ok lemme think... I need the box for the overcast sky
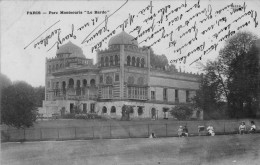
[1,0,260,86]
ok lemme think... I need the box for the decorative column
[120,45,125,99]
[147,49,151,100]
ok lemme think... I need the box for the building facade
[43,31,202,119]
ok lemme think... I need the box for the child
[239,122,247,134]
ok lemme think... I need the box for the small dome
[56,41,85,58]
[108,31,138,46]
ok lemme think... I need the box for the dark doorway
[83,103,87,113]
[90,103,95,113]
[70,103,74,113]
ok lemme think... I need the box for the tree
[0,73,12,90]
[193,61,227,119]
[34,86,45,107]
[194,32,260,118]
[121,105,133,120]
[218,32,259,118]
[1,81,37,128]
[170,105,193,120]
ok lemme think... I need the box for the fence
[2,120,259,142]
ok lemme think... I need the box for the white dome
[56,41,85,58]
[108,31,138,46]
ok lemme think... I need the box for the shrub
[62,113,75,119]
[170,105,193,120]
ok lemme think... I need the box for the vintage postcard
[1,0,260,164]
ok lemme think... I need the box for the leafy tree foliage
[0,73,12,90]
[1,81,37,128]
[170,105,193,120]
[218,32,259,118]
[193,61,227,119]
[34,86,45,107]
[121,105,133,120]
[194,32,260,118]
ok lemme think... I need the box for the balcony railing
[53,94,98,101]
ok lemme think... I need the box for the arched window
[110,56,114,66]
[141,58,145,68]
[62,81,66,90]
[90,79,95,87]
[138,107,143,116]
[102,106,107,113]
[115,55,119,66]
[151,108,156,118]
[127,76,134,84]
[127,56,131,66]
[48,65,51,73]
[106,76,113,84]
[101,57,104,67]
[83,79,87,87]
[132,56,135,66]
[76,80,81,95]
[56,64,59,70]
[68,78,74,88]
[105,56,109,67]
[52,65,55,71]
[60,64,62,69]
[111,106,116,113]
[137,77,144,85]
[136,57,140,67]
[62,81,66,95]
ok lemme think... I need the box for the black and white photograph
[1,0,260,164]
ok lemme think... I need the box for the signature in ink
[48,24,77,51]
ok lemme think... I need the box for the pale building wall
[168,89,175,102]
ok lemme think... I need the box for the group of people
[178,126,189,137]
[239,121,256,134]
[149,121,257,138]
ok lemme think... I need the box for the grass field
[1,134,260,165]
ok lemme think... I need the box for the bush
[62,113,75,119]
[170,105,193,120]
[1,81,37,128]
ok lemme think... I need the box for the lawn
[1,134,260,165]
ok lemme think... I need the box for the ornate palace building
[42,31,202,119]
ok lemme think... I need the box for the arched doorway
[68,78,74,88]
[62,81,66,95]
[102,106,107,114]
[151,108,156,119]
[111,106,116,114]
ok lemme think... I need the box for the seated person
[182,126,189,137]
[207,124,215,136]
[149,132,157,138]
[249,121,256,133]
[239,122,247,134]
[178,126,183,137]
